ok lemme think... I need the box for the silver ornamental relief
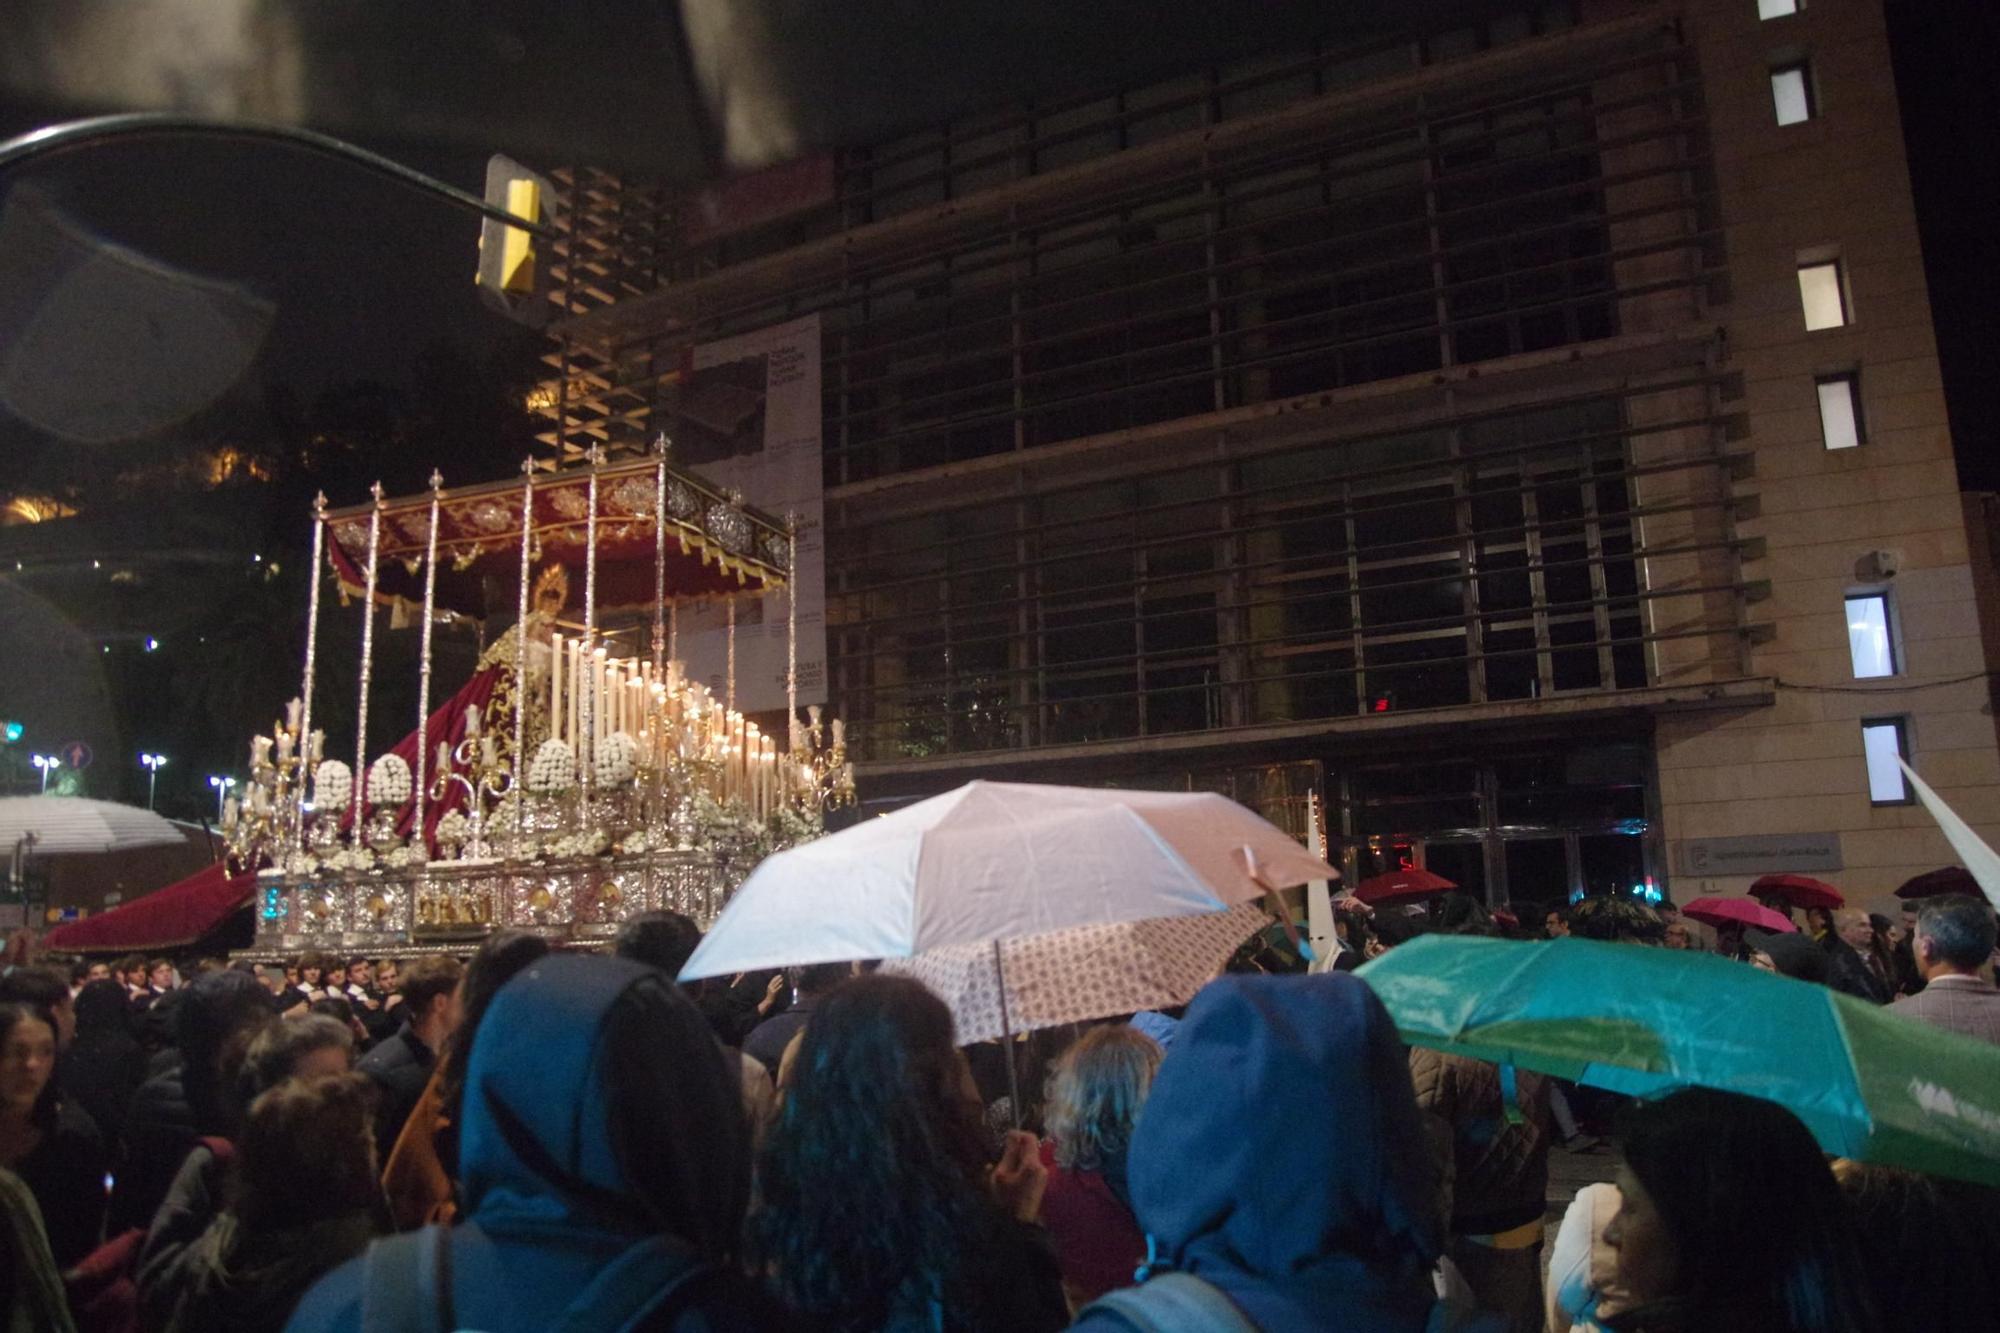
[705,502,753,554]
[666,480,700,521]
[607,478,656,518]
[549,487,591,520]
[760,532,791,571]
[396,513,433,544]
[466,500,516,534]
[334,521,371,551]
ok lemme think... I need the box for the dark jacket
[1824,937,1890,1005]
[164,1211,375,1333]
[136,1139,230,1326]
[354,1024,436,1159]
[741,996,819,1073]
[110,1064,197,1235]
[1072,973,1447,1333]
[286,955,792,1333]
[63,979,147,1153]
[10,1098,107,1268]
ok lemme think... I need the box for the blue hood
[458,953,749,1257]
[1128,973,1442,1332]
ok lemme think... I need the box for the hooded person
[284,953,788,1333]
[1073,972,1467,1333]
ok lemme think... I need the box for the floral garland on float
[224,441,852,954]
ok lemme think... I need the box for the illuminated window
[1817,374,1863,450]
[1845,593,1895,678]
[1759,0,1799,17]
[1771,64,1813,126]
[1862,717,1912,804]
[1798,260,1848,330]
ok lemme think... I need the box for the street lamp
[139,753,169,810]
[207,774,236,823]
[30,754,59,793]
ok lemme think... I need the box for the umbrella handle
[992,938,1022,1130]
[1237,844,1317,963]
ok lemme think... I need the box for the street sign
[60,740,92,770]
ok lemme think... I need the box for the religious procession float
[224,443,849,956]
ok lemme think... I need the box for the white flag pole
[1897,758,2000,911]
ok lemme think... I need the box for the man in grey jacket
[1892,895,2000,1045]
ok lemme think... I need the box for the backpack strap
[1080,1272,1260,1333]
[547,1235,712,1333]
[359,1225,452,1333]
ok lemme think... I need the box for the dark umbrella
[1353,867,1455,906]
[1895,866,1982,901]
[1749,873,1844,910]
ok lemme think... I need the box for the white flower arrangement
[434,808,472,850]
[527,739,577,794]
[543,828,611,859]
[314,759,353,812]
[383,844,427,869]
[596,731,640,786]
[326,846,375,873]
[367,754,413,806]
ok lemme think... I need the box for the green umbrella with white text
[1357,934,2000,1187]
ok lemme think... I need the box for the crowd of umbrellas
[684,777,2000,1190]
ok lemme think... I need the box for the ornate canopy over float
[227,441,851,954]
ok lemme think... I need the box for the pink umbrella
[1682,897,1796,934]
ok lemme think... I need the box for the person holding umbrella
[752,973,1066,1333]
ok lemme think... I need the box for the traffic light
[1,720,21,744]
[475,154,556,328]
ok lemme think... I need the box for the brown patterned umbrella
[881,903,1267,1044]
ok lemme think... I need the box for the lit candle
[276,731,294,761]
[481,735,497,769]
[464,705,480,739]
[550,632,562,742]
[310,730,325,763]
[831,717,844,747]
[286,697,302,732]
[568,640,581,749]
[436,740,450,775]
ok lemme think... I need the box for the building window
[1817,373,1863,450]
[1846,593,1896,678]
[1862,717,1912,804]
[1758,0,1799,17]
[1798,260,1848,330]
[1771,64,1814,126]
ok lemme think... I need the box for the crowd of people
[0,883,1995,1332]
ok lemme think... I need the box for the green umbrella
[1356,934,2000,1187]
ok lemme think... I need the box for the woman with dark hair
[1598,1088,1880,1332]
[1038,1025,1161,1307]
[289,953,786,1331]
[0,1001,107,1267]
[379,929,549,1229]
[1833,1161,2000,1327]
[137,1014,359,1325]
[163,1073,382,1333]
[753,973,1066,1333]
[62,977,146,1153]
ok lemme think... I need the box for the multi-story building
[530,0,1998,912]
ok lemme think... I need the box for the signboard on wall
[1677,832,1844,877]
[669,314,826,712]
